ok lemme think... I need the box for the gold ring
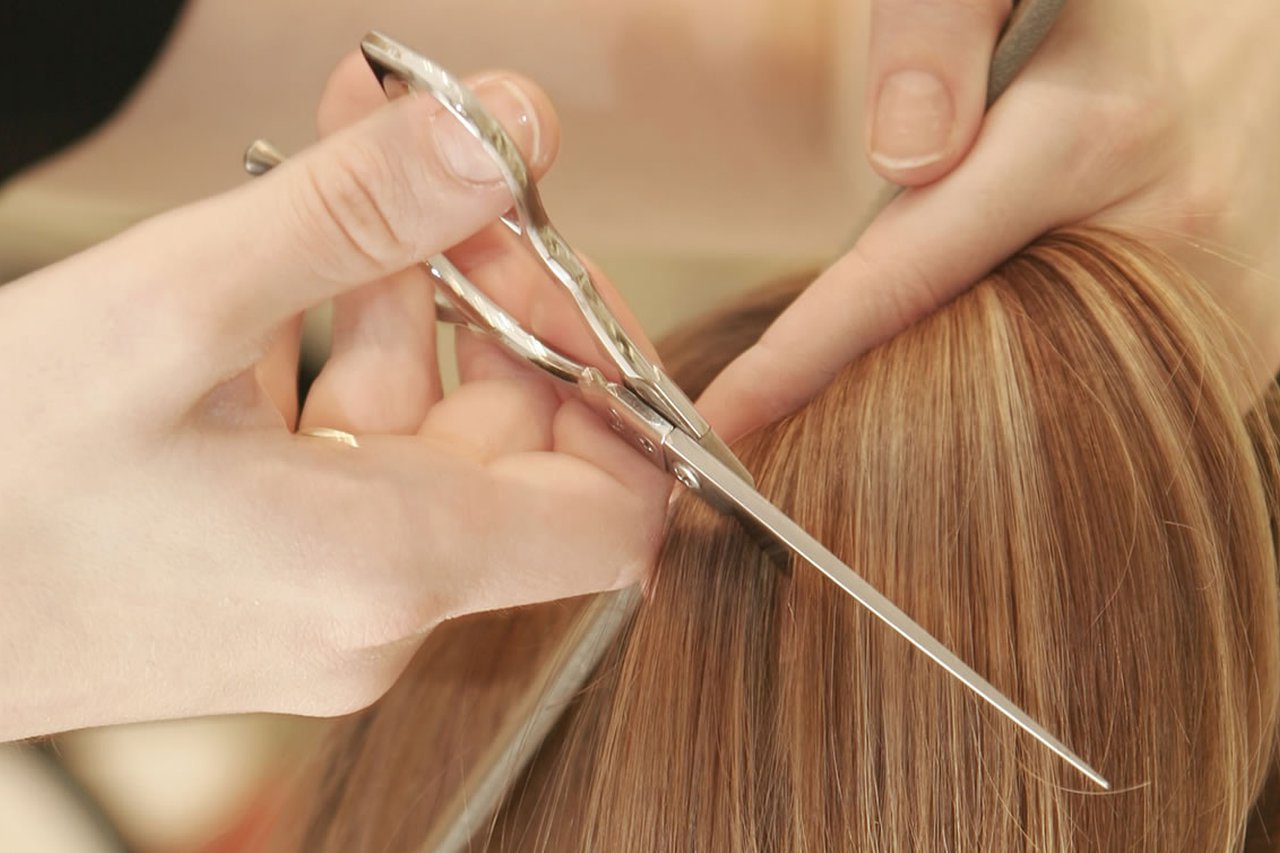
[299,427,360,448]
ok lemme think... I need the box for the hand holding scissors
[0,46,668,741]
[245,40,1107,841]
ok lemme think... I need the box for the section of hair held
[274,229,1280,852]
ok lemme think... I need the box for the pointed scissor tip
[1083,766,1112,792]
[1047,741,1110,792]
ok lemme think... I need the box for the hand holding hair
[0,58,669,741]
[700,0,1280,440]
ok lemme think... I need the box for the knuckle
[291,140,415,279]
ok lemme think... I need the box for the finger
[295,69,438,435]
[700,89,1094,442]
[123,69,560,373]
[316,51,388,136]
[866,0,1011,186]
[550,398,672,503]
[297,58,530,435]
[284,427,660,638]
[412,373,662,603]
[445,221,661,382]
[246,54,384,433]
[313,53,627,388]
[417,376,559,463]
[470,402,669,606]
[304,63,562,435]
[298,266,439,434]
[417,442,663,614]
[454,328,536,386]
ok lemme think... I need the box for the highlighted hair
[280,229,1280,851]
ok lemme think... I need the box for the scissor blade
[693,418,754,486]
[663,429,1110,791]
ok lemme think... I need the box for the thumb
[124,72,557,348]
[866,0,1010,186]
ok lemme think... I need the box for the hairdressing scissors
[246,26,1104,845]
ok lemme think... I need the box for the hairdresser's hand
[701,0,1280,437]
[0,59,668,741]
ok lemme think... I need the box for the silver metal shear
[246,21,1103,850]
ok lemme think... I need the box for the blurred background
[0,0,878,848]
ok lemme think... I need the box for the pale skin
[1,68,670,740]
[3,0,1279,739]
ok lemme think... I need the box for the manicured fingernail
[435,78,541,185]
[870,70,953,171]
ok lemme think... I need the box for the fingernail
[435,78,541,185]
[870,70,953,171]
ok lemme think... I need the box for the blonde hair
[279,229,1280,851]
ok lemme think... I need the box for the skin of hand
[0,56,669,741]
[699,0,1280,439]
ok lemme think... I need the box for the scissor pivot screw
[672,463,700,489]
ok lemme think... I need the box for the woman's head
[282,229,1280,851]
